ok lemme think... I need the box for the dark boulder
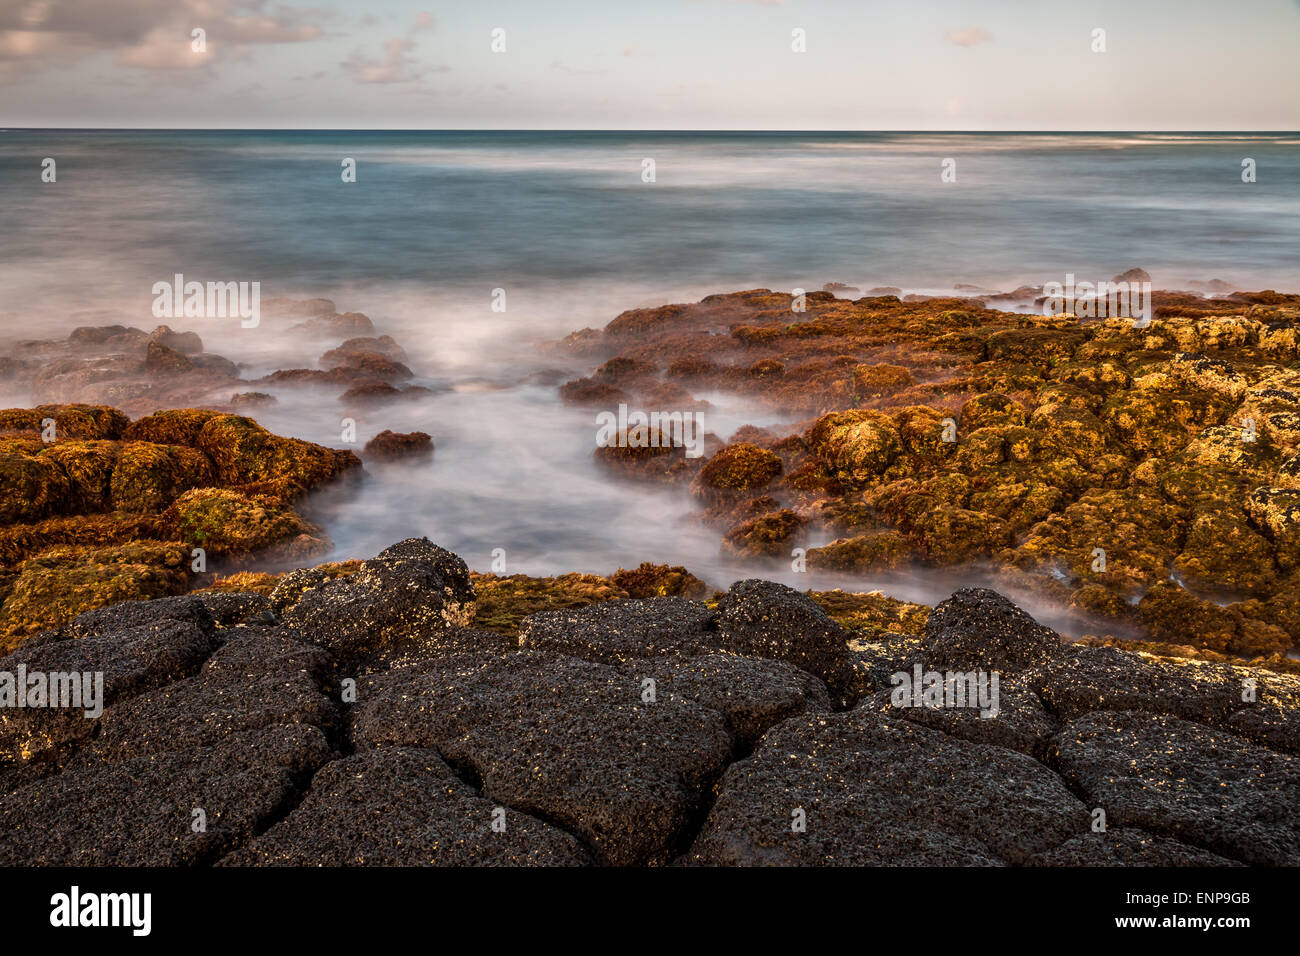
[349,651,733,865]
[689,708,1088,866]
[222,748,591,866]
[922,587,1064,672]
[713,580,859,705]
[0,725,332,865]
[1053,710,1300,865]
[281,537,475,668]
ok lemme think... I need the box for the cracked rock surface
[0,537,1295,866]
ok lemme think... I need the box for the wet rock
[230,391,277,409]
[319,335,408,367]
[222,748,591,866]
[1113,267,1151,285]
[144,340,196,375]
[281,537,475,668]
[1054,710,1300,865]
[559,378,628,406]
[921,587,1064,672]
[349,652,733,865]
[329,353,413,381]
[362,429,434,463]
[519,596,715,663]
[150,325,203,354]
[0,725,332,865]
[689,708,1088,865]
[338,381,432,409]
[713,579,858,704]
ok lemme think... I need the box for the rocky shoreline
[2,281,1299,865]
[0,537,1295,866]
[562,283,1300,668]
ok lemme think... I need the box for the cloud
[343,36,420,84]
[944,27,993,47]
[342,13,445,86]
[0,0,325,82]
[549,60,607,76]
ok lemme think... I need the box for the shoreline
[1,279,1300,671]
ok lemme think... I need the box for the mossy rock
[470,572,626,635]
[610,562,709,599]
[960,392,1026,430]
[194,414,357,494]
[122,408,222,446]
[0,441,70,523]
[0,514,166,568]
[1136,580,1290,657]
[696,442,782,493]
[808,410,903,481]
[196,571,280,595]
[722,509,805,557]
[807,531,911,572]
[0,541,191,649]
[891,405,954,462]
[809,589,930,639]
[110,442,215,512]
[1171,508,1277,595]
[0,404,129,440]
[162,487,319,559]
[1011,488,1184,594]
[37,440,119,513]
[909,507,1009,563]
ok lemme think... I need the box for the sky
[0,0,1297,129]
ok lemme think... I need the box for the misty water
[3,130,1299,635]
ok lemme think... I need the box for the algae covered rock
[163,488,327,561]
[694,442,782,494]
[195,413,358,495]
[0,542,192,650]
[281,537,475,667]
[109,441,214,512]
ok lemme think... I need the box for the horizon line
[3,127,1299,134]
